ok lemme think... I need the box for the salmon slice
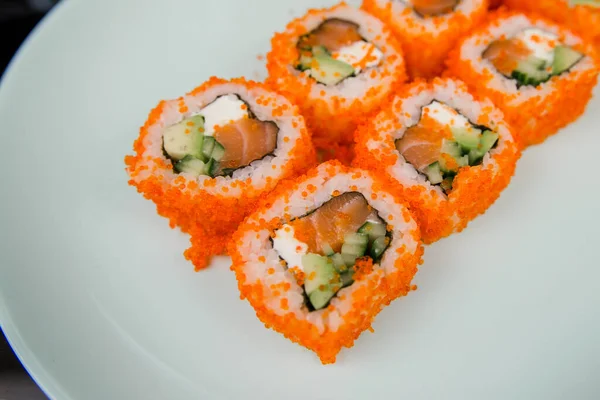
[482,39,532,76]
[214,118,278,174]
[412,0,460,16]
[292,192,379,254]
[298,19,363,52]
[396,125,444,172]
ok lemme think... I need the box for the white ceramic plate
[1,0,599,399]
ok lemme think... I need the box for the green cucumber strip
[202,137,216,159]
[452,127,481,151]
[343,233,369,246]
[340,271,354,288]
[341,243,367,257]
[210,141,226,162]
[358,222,387,241]
[512,56,551,87]
[468,149,485,165]
[174,155,208,177]
[311,54,355,86]
[552,45,583,75]
[342,253,358,267]
[311,46,329,57]
[441,139,462,158]
[458,155,469,167]
[370,236,389,261]
[480,130,499,154]
[302,253,340,310]
[163,116,206,161]
[424,162,443,185]
[322,243,335,256]
[331,253,347,271]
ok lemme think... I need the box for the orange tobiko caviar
[354,78,520,243]
[362,0,489,79]
[228,161,423,363]
[266,2,406,164]
[445,9,599,147]
[125,77,316,270]
[503,0,600,51]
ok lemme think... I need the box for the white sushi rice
[275,5,404,111]
[235,163,420,334]
[129,81,308,197]
[366,79,515,199]
[370,0,486,36]
[459,13,596,107]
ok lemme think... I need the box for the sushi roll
[354,78,520,243]
[362,0,489,79]
[124,77,316,270]
[228,161,423,364]
[446,10,599,147]
[266,3,406,163]
[503,1,600,51]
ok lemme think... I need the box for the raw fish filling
[162,94,279,178]
[295,19,384,86]
[396,101,499,193]
[272,192,391,311]
[483,28,584,87]
[400,0,460,17]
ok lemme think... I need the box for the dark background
[1,3,57,399]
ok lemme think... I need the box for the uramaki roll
[354,78,520,243]
[362,0,489,79]
[503,0,600,51]
[125,77,316,270]
[228,161,423,364]
[446,9,599,147]
[266,2,406,163]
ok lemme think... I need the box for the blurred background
[1,1,57,398]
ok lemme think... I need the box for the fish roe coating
[353,78,521,243]
[362,0,489,79]
[503,0,600,51]
[445,9,600,147]
[266,2,407,162]
[228,161,423,364]
[124,77,316,270]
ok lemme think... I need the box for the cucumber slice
[206,159,217,177]
[341,243,367,257]
[552,45,583,75]
[342,253,358,267]
[297,53,314,71]
[210,141,226,162]
[302,253,340,310]
[340,271,354,288]
[358,222,387,241]
[441,140,463,158]
[424,162,443,185]
[512,56,551,87]
[343,233,369,247]
[322,243,335,256]
[439,155,462,173]
[452,127,481,151]
[311,54,355,86]
[311,46,329,57]
[480,130,499,154]
[331,253,347,271]
[174,155,208,177]
[370,236,389,261]
[163,115,205,161]
[202,137,216,159]
[468,149,485,165]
